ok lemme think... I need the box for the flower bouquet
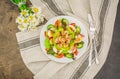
[10,0,45,31]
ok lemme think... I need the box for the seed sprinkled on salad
[44,18,85,59]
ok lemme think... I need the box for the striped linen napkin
[16,0,119,79]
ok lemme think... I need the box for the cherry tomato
[55,20,59,27]
[70,23,76,26]
[74,49,78,55]
[74,44,77,47]
[57,54,64,58]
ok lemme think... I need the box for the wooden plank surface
[0,0,33,79]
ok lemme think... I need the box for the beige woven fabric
[16,0,119,79]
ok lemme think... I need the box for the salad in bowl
[40,16,88,63]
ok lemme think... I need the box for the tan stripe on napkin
[34,61,66,79]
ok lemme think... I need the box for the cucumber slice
[76,41,84,49]
[53,53,58,57]
[61,18,69,29]
[62,18,69,25]
[47,24,55,30]
[76,26,81,34]
[62,50,68,54]
[65,53,73,58]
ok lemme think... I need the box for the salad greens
[44,18,85,59]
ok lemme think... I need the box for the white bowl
[40,16,88,63]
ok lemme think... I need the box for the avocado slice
[44,37,51,49]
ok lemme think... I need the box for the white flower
[31,6,42,14]
[28,14,36,22]
[23,18,29,24]
[29,14,40,26]
[16,16,23,24]
[18,24,27,31]
[16,6,45,31]
[20,10,29,16]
